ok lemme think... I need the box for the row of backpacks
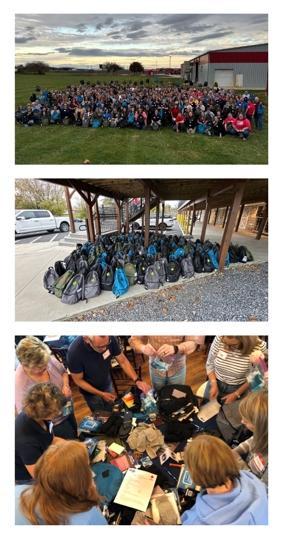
[43,231,254,305]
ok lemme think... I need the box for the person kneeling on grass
[134,107,147,130]
[174,111,186,132]
[181,435,268,525]
[230,112,251,140]
[151,109,162,131]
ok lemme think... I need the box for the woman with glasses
[15,382,67,485]
[15,336,77,440]
[204,336,267,405]
[15,440,108,525]
[67,336,151,413]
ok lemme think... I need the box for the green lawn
[15,73,268,165]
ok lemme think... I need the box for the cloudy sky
[15,13,268,69]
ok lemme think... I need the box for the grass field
[15,72,268,165]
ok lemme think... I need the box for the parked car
[73,218,83,223]
[15,209,70,234]
[133,213,174,231]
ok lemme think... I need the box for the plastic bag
[247,356,268,391]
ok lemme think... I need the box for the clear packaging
[247,356,268,391]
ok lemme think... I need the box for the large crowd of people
[14,335,268,525]
[15,83,265,139]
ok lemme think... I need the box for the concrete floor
[15,222,268,322]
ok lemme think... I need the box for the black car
[73,218,83,222]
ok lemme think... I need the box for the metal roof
[40,178,268,211]
[187,42,268,63]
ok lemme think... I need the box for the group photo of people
[15,334,268,526]
[15,82,264,139]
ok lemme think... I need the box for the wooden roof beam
[137,180,165,202]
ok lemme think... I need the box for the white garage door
[214,69,234,87]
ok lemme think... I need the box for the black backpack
[43,267,59,293]
[181,254,195,279]
[61,273,85,304]
[166,260,180,282]
[100,265,114,291]
[203,253,215,273]
[158,384,196,424]
[144,265,161,290]
[54,260,66,277]
[84,269,101,300]
[193,252,203,273]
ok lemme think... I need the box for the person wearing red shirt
[175,111,186,132]
[245,100,255,123]
[230,113,251,140]
[170,105,180,127]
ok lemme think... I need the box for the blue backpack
[92,118,101,128]
[197,123,206,134]
[257,103,264,115]
[112,267,129,298]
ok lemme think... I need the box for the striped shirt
[129,336,198,377]
[206,336,267,385]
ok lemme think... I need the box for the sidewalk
[15,223,268,321]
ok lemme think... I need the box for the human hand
[221,393,236,405]
[102,392,116,402]
[250,351,264,364]
[209,383,219,400]
[136,380,152,394]
[157,344,175,357]
[62,384,72,397]
[142,344,157,356]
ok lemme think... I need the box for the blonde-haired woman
[181,435,268,525]
[233,389,268,490]
[205,336,267,404]
[15,440,108,525]
[15,382,67,485]
[15,336,77,439]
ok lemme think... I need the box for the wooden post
[222,206,229,228]
[125,199,129,234]
[213,208,219,226]
[155,200,160,236]
[64,186,75,233]
[256,204,268,240]
[86,200,95,242]
[200,198,211,243]
[218,181,246,272]
[235,204,244,232]
[144,185,150,247]
[116,201,121,234]
[93,200,100,236]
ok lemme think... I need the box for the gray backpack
[144,265,161,290]
[181,254,195,279]
[216,400,252,446]
[52,270,75,298]
[153,260,166,285]
[76,257,89,276]
[84,269,101,300]
[43,267,59,293]
[61,273,85,304]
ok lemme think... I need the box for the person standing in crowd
[15,336,77,440]
[15,440,108,525]
[128,336,199,390]
[181,435,268,525]
[67,336,151,413]
[204,336,267,404]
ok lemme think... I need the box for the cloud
[125,30,148,39]
[189,31,232,44]
[15,37,37,44]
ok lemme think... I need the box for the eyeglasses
[89,338,112,353]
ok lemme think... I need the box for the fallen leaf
[173,285,180,290]
[161,292,166,297]
[128,302,134,309]
[99,309,105,314]
[248,315,259,321]
[84,159,90,164]
[169,296,175,302]
[195,296,200,302]
[77,315,84,320]
[162,307,168,313]
[192,311,196,315]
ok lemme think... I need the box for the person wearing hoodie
[181,435,268,525]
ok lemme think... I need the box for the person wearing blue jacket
[181,435,268,525]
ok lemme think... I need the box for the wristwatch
[134,377,142,384]
[235,392,241,399]
[173,345,179,354]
